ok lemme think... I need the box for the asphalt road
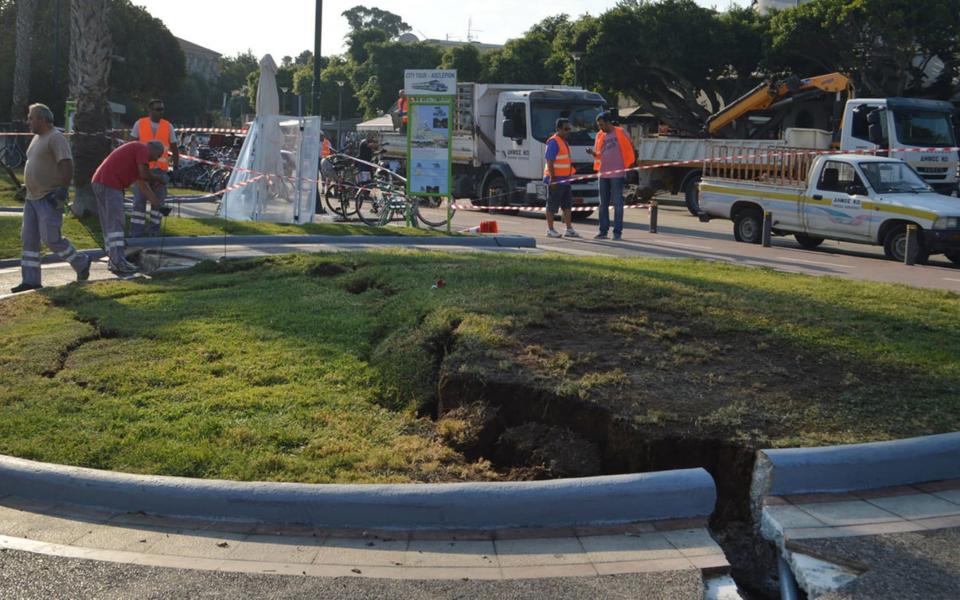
[438,196,960,292]
[0,548,706,600]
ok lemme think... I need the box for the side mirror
[501,118,516,139]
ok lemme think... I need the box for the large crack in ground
[408,307,876,598]
[434,373,779,598]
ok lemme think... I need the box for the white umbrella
[255,54,280,116]
[252,54,284,217]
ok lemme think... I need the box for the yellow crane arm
[706,72,854,135]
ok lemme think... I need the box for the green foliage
[0,0,186,125]
[351,42,443,118]
[768,0,960,96]
[440,45,483,83]
[342,5,411,38]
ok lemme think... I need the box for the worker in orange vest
[587,111,636,240]
[544,118,580,239]
[396,89,409,134]
[129,98,179,237]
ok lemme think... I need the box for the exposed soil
[427,309,920,598]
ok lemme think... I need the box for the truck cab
[840,98,959,195]
[494,89,605,207]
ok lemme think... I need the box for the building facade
[177,37,221,83]
[755,0,812,14]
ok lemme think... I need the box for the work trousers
[130,177,168,237]
[92,183,127,266]
[598,177,626,237]
[20,194,90,286]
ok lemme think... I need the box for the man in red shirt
[91,140,164,274]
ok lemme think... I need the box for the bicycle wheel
[416,196,456,228]
[0,146,24,169]
[325,182,356,217]
[355,188,392,226]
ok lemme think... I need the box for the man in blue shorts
[544,118,580,238]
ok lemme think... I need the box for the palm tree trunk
[11,0,38,122]
[69,0,113,216]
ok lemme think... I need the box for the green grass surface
[0,168,23,207]
[0,252,957,482]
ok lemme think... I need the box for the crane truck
[632,73,959,214]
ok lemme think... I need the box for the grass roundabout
[0,251,958,486]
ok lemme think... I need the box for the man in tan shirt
[12,103,91,293]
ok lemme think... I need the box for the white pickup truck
[698,154,960,264]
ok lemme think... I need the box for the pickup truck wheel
[571,210,594,221]
[683,173,702,216]
[794,233,825,249]
[883,226,929,264]
[733,209,763,244]
[945,251,960,266]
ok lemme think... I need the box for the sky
[135,0,750,61]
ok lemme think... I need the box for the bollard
[905,224,917,266]
[762,211,772,247]
[649,200,658,234]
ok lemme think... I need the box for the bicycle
[323,155,359,218]
[354,177,455,229]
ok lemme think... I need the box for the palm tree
[69,0,113,216]
[11,0,37,122]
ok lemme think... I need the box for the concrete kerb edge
[749,431,960,522]
[0,235,536,269]
[0,454,716,530]
[126,234,538,249]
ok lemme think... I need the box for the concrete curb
[125,234,537,249]
[750,431,960,514]
[0,455,716,530]
[0,234,536,269]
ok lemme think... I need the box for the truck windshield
[531,103,604,145]
[859,161,934,194]
[892,110,956,147]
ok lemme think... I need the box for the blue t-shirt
[543,138,572,185]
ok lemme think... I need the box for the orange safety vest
[138,118,172,170]
[397,97,409,123]
[544,134,576,178]
[593,126,636,174]
[322,138,332,157]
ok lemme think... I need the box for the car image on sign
[412,80,448,93]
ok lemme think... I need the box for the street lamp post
[312,0,323,116]
[279,86,289,115]
[336,81,345,149]
[570,51,584,88]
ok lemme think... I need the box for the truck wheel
[571,210,594,221]
[482,175,509,212]
[683,172,702,216]
[733,209,763,244]
[883,225,929,264]
[945,251,960,266]
[794,233,824,249]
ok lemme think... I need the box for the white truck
[381,83,607,217]
[698,153,960,264]
[637,97,959,215]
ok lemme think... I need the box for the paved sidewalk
[760,479,960,598]
[0,496,737,598]
[0,497,728,581]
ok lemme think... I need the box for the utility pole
[311,0,322,116]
